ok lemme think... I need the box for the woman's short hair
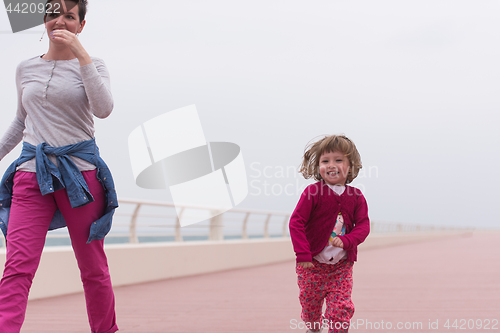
[298,134,362,184]
[46,0,88,23]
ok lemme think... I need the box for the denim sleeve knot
[0,138,118,243]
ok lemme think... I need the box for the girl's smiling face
[318,151,351,186]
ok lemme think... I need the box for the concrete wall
[0,238,295,300]
[0,231,472,300]
[358,230,474,250]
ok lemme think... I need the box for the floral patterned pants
[296,259,354,333]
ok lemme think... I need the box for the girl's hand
[330,237,344,248]
[297,262,314,268]
[50,29,92,66]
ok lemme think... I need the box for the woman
[0,1,118,332]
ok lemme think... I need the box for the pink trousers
[0,171,118,333]
[296,259,355,333]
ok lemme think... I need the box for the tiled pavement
[21,231,500,332]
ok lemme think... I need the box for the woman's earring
[39,29,45,41]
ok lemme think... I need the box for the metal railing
[113,198,291,243]
[0,198,474,248]
[1,199,290,248]
[369,220,473,234]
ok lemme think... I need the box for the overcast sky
[1,0,499,229]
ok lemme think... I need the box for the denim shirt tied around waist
[0,138,118,243]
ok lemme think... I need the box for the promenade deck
[21,231,500,332]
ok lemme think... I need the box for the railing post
[209,211,224,241]
[175,207,185,242]
[264,214,271,238]
[242,212,250,239]
[129,203,141,243]
[282,215,289,237]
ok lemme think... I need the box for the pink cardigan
[289,182,370,263]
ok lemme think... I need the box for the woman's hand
[50,29,92,66]
[297,262,314,268]
[330,236,344,248]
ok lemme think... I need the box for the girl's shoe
[306,328,323,333]
[306,317,325,332]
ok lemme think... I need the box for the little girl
[289,135,370,333]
